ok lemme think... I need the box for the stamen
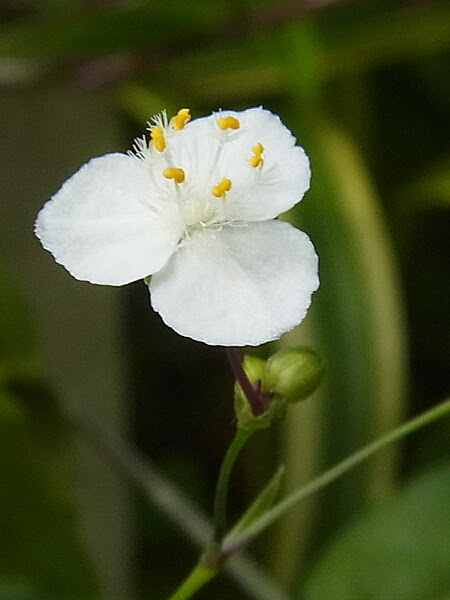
[212,177,232,198]
[252,142,264,156]
[248,142,264,167]
[171,108,191,130]
[163,167,185,184]
[150,126,166,152]
[217,116,240,130]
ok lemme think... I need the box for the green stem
[167,564,216,600]
[223,398,450,553]
[225,347,264,415]
[168,427,254,600]
[66,406,294,600]
[213,427,253,542]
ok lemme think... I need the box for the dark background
[0,1,449,599]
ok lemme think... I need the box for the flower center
[142,109,265,241]
[181,198,218,231]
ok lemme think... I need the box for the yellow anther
[248,141,264,167]
[163,167,185,184]
[171,108,191,130]
[252,142,264,155]
[249,155,263,167]
[150,126,166,152]
[217,116,240,130]
[211,177,232,198]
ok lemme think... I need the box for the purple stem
[225,347,264,416]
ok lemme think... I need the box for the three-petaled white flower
[35,107,319,346]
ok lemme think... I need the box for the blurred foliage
[304,461,450,600]
[0,264,98,598]
[0,0,449,599]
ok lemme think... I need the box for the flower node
[163,167,185,184]
[211,177,232,198]
[217,116,240,130]
[171,108,191,130]
[150,126,166,152]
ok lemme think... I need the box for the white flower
[35,107,319,347]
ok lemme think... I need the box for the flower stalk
[167,564,216,600]
[212,426,254,543]
[225,347,264,415]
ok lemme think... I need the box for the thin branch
[223,397,450,554]
[65,406,294,600]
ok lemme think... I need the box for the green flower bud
[240,355,266,384]
[233,348,324,431]
[265,347,324,403]
[234,356,275,431]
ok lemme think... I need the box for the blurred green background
[0,1,449,599]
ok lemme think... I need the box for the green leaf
[392,157,450,257]
[273,32,408,578]
[396,157,450,212]
[290,115,407,523]
[303,461,450,600]
[229,466,285,536]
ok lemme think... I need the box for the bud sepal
[234,348,324,431]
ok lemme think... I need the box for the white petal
[35,154,184,285]
[169,107,310,223]
[149,220,319,346]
